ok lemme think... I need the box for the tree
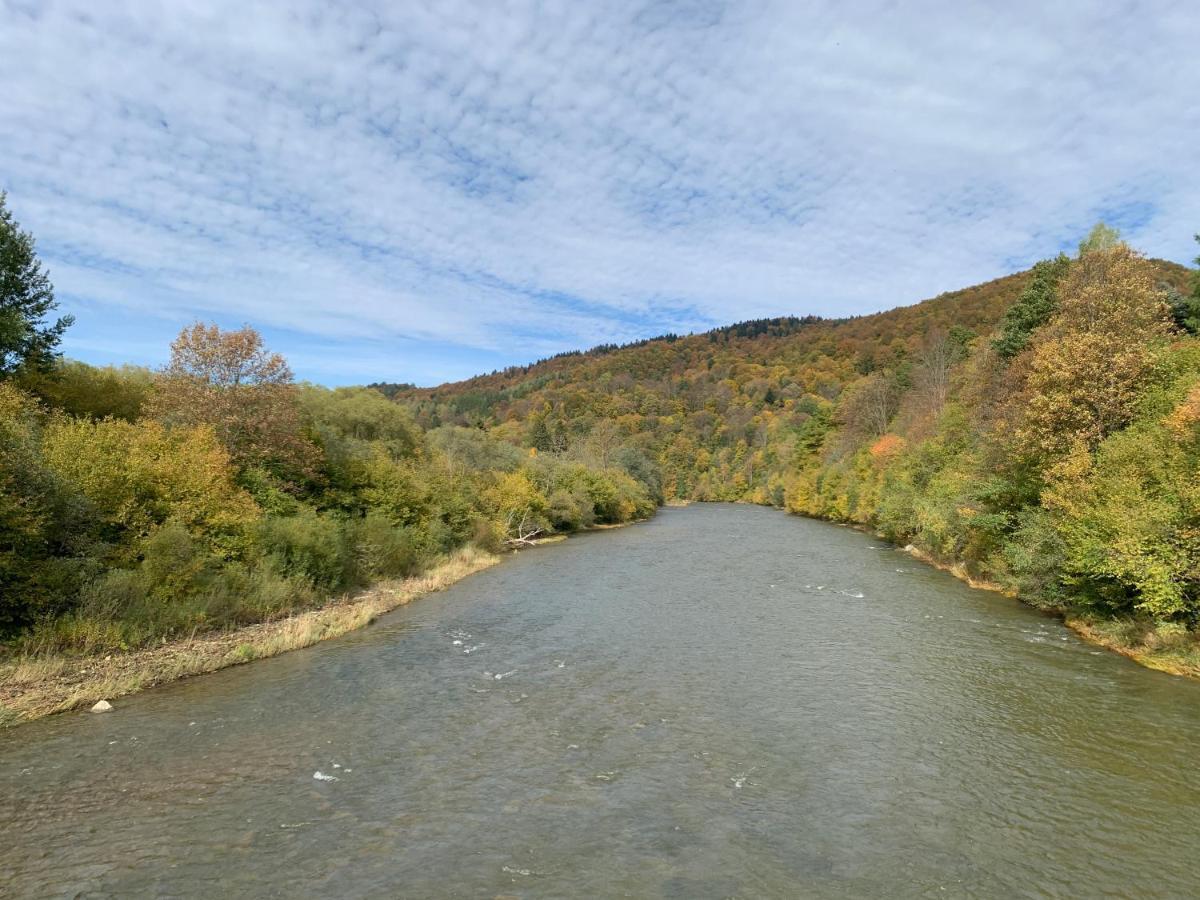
[836,371,901,443]
[485,470,548,545]
[1016,246,1173,460]
[146,323,318,482]
[1167,234,1200,335]
[992,255,1071,359]
[581,418,622,468]
[0,192,73,377]
[912,326,974,415]
[1041,376,1200,619]
[1078,221,1122,256]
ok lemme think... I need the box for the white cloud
[2,0,1197,384]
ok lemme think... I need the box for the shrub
[349,511,419,581]
[255,510,352,591]
[40,417,260,554]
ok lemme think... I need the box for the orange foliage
[868,433,906,463]
[1164,382,1200,438]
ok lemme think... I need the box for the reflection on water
[3,505,1200,897]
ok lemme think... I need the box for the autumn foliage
[385,235,1198,625]
[3,207,1200,653]
[147,323,319,482]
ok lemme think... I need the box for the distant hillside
[382,258,1191,500]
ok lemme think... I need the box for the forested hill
[384,267,1037,408]
[384,256,1192,504]
[375,240,1200,655]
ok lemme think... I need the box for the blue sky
[2,1,1198,386]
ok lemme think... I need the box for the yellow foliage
[1164,382,1200,438]
[40,417,259,544]
[1017,247,1173,459]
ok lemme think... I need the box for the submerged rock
[91,700,113,713]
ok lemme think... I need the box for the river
[3,504,1200,897]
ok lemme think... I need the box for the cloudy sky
[3,1,1198,385]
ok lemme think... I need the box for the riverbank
[902,542,1200,676]
[0,546,500,727]
[895,532,1200,679]
[1063,616,1200,678]
[903,543,1200,678]
[810,509,1200,680]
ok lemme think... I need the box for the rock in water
[313,771,339,782]
[91,700,113,713]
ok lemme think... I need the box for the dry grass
[1066,616,1200,678]
[900,543,1011,594]
[0,546,499,727]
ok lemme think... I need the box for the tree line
[0,194,658,651]
[6,182,1200,657]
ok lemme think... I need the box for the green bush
[255,510,352,591]
[350,511,419,580]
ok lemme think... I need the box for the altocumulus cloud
[2,0,1198,384]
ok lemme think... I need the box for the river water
[3,504,1200,898]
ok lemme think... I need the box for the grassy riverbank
[1064,616,1200,678]
[893,531,1200,678]
[0,546,499,727]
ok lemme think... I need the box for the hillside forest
[3,187,1200,661]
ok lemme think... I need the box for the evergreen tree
[992,254,1070,359]
[0,193,73,377]
[1167,234,1200,334]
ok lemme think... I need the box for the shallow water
[3,504,1200,898]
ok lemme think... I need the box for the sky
[2,1,1198,386]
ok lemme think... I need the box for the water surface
[3,505,1200,897]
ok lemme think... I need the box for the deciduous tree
[1017,246,1173,460]
[147,323,318,482]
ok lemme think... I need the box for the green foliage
[1000,508,1069,609]
[302,385,422,460]
[428,425,524,472]
[0,320,657,649]
[0,193,73,377]
[20,360,154,421]
[255,509,352,590]
[1167,285,1200,335]
[350,511,419,581]
[0,385,97,630]
[613,446,664,503]
[1167,235,1200,335]
[992,255,1070,359]
[1078,222,1122,256]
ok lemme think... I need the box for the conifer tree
[0,193,73,377]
